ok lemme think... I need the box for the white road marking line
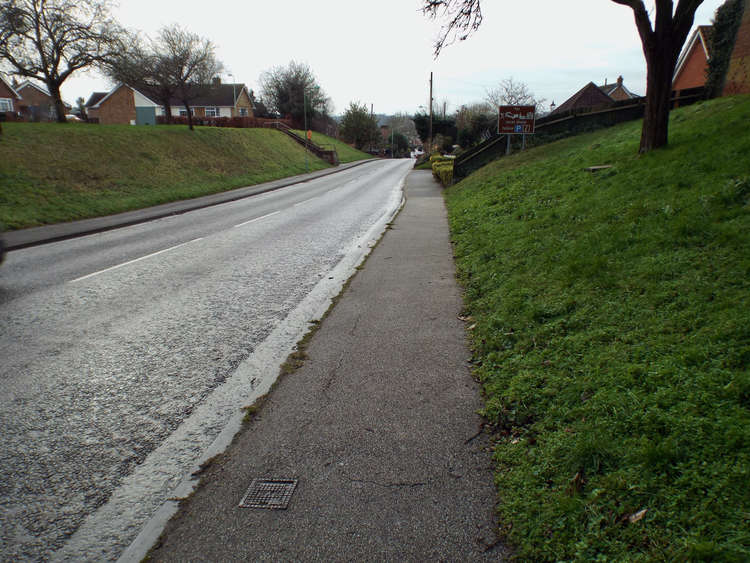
[233,210,280,228]
[70,238,204,283]
[294,197,318,207]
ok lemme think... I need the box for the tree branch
[423,0,482,57]
[610,0,655,54]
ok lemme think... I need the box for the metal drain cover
[239,478,298,509]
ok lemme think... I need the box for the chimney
[212,76,221,87]
[617,75,623,86]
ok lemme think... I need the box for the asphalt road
[0,158,411,561]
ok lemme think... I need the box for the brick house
[550,76,640,116]
[165,81,254,118]
[549,82,617,116]
[16,80,71,121]
[724,0,750,95]
[0,74,22,117]
[86,83,159,125]
[673,25,714,91]
[599,76,640,101]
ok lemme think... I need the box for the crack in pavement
[344,475,427,489]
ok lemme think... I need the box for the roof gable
[17,80,51,97]
[597,76,639,100]
[0,74,22,99]
[674,25,714,81]
[551,82,614,115]
[90,83,158,109]
[86,92,108,107]
[599,83,617,96]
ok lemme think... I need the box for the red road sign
[498,105,536,134]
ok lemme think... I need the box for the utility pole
[428,72,433,155]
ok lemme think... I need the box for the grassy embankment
[446,95,750,561]
[0,124,366,230]
[292,129,373,163]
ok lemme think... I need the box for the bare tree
[485,77,547,113]
[423,0,706,152]
[158,25,222,131]
[104,31,179,124]
[0,0,123,123]
[387,113,419,140]
[423,0,482,57]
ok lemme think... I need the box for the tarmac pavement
[146,170,505,561]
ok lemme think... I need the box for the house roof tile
[551,82,614,115]
[85,92,108,107]
[0,73,22,99]
[598,81,639,99]
[170,83,248,107]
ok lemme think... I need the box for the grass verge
[445,95,750,561]
[292,130,373,163]
[0,123,330,229]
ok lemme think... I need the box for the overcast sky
[60,0,725,115]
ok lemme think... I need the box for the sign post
[498,105,536,155]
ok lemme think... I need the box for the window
[0,98,13,112]
[205,107,219,117]
[179,108,194,117]
[239,107,248,117]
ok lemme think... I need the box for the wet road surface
[0,159,411,561]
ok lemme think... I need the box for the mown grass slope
[292,129,372,163]
[446,95,750,561]
[0,123,331,229]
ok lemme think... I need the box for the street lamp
[227,72,236,116]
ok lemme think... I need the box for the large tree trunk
[162,99,173,124]
[183,101,194,131]
[612,0,703,153]
[640,43,675,152]
[49,82,68,124]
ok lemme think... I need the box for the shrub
[431,156,454,186]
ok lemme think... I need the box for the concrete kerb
[114,171,407,563]
[4,159,380,251]
[139,169,502,560]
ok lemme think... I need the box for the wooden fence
[155,115,294,129]
[453,87,706,181]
